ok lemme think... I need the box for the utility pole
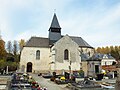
[69,61,72,79]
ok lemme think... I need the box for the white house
[101,54,116,66]
[20,13,94,74]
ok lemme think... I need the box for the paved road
[30,74,70,90]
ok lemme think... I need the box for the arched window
[64,49,69,60]
[36,50,40,60]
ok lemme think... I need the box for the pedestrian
[43,87,47,90]
[37,85,41,90]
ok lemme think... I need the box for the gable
[54,35,79,47]
[53,35,80,63]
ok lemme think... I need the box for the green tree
[6,61,18,71]
[0,59,6,69]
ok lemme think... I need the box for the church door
[27,62,32,72]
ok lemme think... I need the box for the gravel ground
[30,74,70,90]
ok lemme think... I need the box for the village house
[20,13,94,74]
[101,54,116,66]
[81,53,102,77]
[81,53,117,78]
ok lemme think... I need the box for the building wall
[50,35,81,73]
[101,59,116,66]
[79,48,94,57]
[81,61,88,76]
[20,47,50,73]
[87,60,101,76]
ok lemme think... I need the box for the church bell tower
[49,13,61,45]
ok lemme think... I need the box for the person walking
[37,85,42,90]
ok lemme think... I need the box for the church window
[64,49,69,60]
[36,50,40,60]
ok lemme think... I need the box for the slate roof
[70,36,93,48]
[25,35,93,48]
[81,53,115,61]
[25,37,49,47]
[50,13,61,29]
[105,54,114,59]
[81,53,90,61]
[92,53,115,59]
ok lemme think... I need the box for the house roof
[81,53,102,61]
[49,13,61,29]
[81,53,115,62]
[81,53,90,61]
[93,53,115,59]
[25,37,49,47]
[70,36,93,48]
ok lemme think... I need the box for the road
[30,74,70,90]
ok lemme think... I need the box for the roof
[81,53,115,61]
[92,53,115,59]
[50,13,61,29]
[103,54,114,59]
[81,53,90,61]
[25,35,93,48]
[81,53,102,61]
[25,37,49,47]
[70,36,93,48]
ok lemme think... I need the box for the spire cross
[54,9,56,13]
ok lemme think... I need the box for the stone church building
[20,13,94,74]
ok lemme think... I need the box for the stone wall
[20,47,50,73]
[51,35,81,71]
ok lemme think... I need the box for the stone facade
[20,47,50,73]
[87,60,101,76]
[50,35,81,73]
[81,60,102,77]
[81,61,88,76]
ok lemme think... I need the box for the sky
[0,0,120,48]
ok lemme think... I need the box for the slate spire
[49,13,61,30]
[49,13,61,45]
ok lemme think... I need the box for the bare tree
[7,41,12,54]
[13,40,18,56]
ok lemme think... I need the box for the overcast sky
[0,0,120,48]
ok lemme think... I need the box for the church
[20,13,94,74]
